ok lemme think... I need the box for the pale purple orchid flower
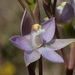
[9,10,75,66]
[56,2,74,23]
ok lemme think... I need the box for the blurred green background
[0,0,75,75]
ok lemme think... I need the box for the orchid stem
[56,24,71,75]
[42,0,51,18]
[55,26,68,68]
[52,0,57,16]
[66,43,75,75]
[38,56,43,75]
[66,68,73,75]
[28,64,36,75]
[18,0,25,10]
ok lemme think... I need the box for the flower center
[57,2,67,14]
[61,2,67,7]
[31,24,45,49]
[32,24,42,31]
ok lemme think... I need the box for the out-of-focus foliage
[0,61,16,75]
[61,23,75,38]
[1,42,28,75]
[25,0,36,11]
[25,0,35,4]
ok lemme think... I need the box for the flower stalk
[52,0,57,16]
[66,68,73,75]
[68,44,75,70]
[28,64,36,75]
[18,0,26,9]
[42,0,52,18]
[55,26,68,68]
[66,43,75,75]
[38,56,43,75]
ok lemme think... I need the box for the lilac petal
[21,9,34,36]
[24,51,41,66]
[38,47,64,63]
[41,17,55,43]
[48,39,75,50]
[61,3,74,22]
[9,35,34,52]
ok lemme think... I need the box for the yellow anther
[61,2,67,7]
[32,24,42,31]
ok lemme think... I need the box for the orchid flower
[56,2,75,23]
[43,1,75,23]
[9,10,75,66]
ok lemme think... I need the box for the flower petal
[61,3,74,22]
[21,9,34,35]
[38,47,64,63]
[9,35,34,52]
[48,39,75,50]
[56,3,74,23]
[41,17,55,43]
[24,51,41,66]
